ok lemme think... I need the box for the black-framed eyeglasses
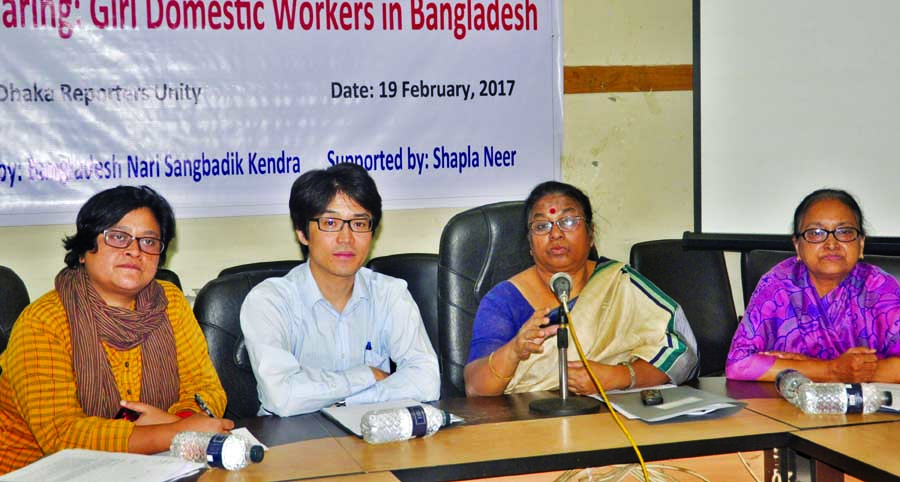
[102,229,165,255]
[528,216,584,235]
[311,217,374,233]
[797,227,861,244]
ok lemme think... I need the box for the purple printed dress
[726,257,900,380]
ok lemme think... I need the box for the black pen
[194,393,215,418]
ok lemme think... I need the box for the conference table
[698,377,900,482]
[198,380,900,482]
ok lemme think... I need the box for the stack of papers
[599,386,741,423]
[0,449,204,482]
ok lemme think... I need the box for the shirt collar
[296,263,372,312]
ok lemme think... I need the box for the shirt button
[127,389,132,395]
[124,362,129,368]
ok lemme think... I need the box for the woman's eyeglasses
[528,216,584,235]
[103,229,165,255]
[797,227,861,243]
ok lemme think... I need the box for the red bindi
[549,207,557,214]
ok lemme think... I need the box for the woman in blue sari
[464,181,698,396]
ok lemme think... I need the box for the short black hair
[792,188,866,237]
[523,181,594,230]
[63,185,176,268]
[289,163,382,256]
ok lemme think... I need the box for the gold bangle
[488,351,513,381]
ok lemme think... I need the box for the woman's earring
[796,255,801,261]
[860,253,865,260]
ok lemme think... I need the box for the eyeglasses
[797,227,861,243]
[311,217,374,233]
[102,229,165,255]
[528,216,584,235]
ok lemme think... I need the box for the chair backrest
[366,253,439,356]
[740,250,794,305]
[155,267,182,291]
[0,266,30,358]
[741,249,900,305]
[438,201,534,397]
[194,271,285,418]
[629,240,738,377]
[218,260,304,278]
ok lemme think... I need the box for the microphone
[549,272,572,306]
[529,271,602,415]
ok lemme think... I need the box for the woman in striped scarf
[0,185,230,474]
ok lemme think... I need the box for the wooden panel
[337,409,791,473]
[796,422,900,478]
[198,438,362,482]
[563,65,693,94]
[303,473,401,482]
[466,452,766,482]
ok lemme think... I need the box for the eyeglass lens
[531,216,582,234]
[104,230,164,254]
[315,217,373,232]
[802,227,859,243]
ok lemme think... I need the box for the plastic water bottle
[170,432,265,470]
[797,383,888,414]
[359,405,451,444]
[775,369,812,406]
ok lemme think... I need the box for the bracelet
[619,359,636,390]
[488,351,513,381]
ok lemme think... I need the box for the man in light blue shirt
[240,163,439,416]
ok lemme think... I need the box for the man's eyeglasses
[797,227,861,243]
[528,216,584,235]
[311,217,374,233]
[103,229,165,255]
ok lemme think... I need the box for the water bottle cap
[249,445,265,463]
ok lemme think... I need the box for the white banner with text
[0,0,561,225]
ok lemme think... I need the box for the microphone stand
[529,303,603,416]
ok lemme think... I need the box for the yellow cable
[565,316,651,482]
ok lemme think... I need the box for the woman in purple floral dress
[727,188,900,382]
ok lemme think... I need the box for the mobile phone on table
[114,406,140,422]
[640,389,664,406]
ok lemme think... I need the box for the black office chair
[740,250,794,306]
[437,201,535,397]
[155,267,183,291]
[630,239,738,377]
[218,260,304,278]
[367,254,439,354]
[0,266,30,359]
[366,253,447,397]
[194,271,284,419]
[741,249,900,306]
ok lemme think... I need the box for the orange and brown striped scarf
[55,268,179,418]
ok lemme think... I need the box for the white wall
[2,1,698,303]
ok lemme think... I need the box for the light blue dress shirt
[240,263,440,416]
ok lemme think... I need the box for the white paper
[0,449,203,482]
[595,386,739,423]
[604,383,677,395]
